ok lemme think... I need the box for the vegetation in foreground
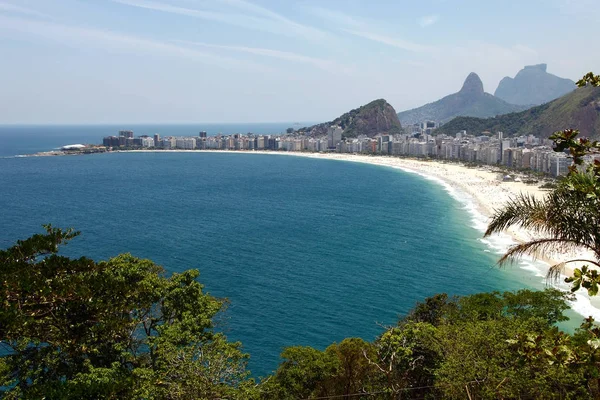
[3,227,600,399]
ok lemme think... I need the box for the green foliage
[577,72,600,88]
[404,293,457,325]
[2,224,599,399]
[436,319,590,399]
[0,226,254,399]
[263,289,589,399]
[261,339,378,400]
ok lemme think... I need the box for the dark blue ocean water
[0,126,544,376]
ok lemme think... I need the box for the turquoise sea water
[0,125,557,376]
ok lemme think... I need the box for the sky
[0,0,598,124]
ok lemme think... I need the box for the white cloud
[418,14,439,28]
[177,40,342,72]
[309,6,364,29]
[342,28,434,53]
[112,0,329,41]
[309,7,433,53]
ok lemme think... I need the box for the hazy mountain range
[436,84,600,139]
[298,64,597,140]
[396,73,527,126]
[494,64,576,106]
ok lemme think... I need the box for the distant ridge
[435,85,600,139]
[397,73,527,126]
[299,99,402,138]
[494,64,576,106]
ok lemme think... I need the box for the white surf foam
[387,162,600,321]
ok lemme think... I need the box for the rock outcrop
[397,73,527,125]
[299,99,402,138]
[494,64,576,106]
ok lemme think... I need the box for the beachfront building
[328,125,343,149]
[549,153,571,177]
[99,126,577,177]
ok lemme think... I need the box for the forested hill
[435,85,600,138]
[297,99,403,138]
[397,72,527,126]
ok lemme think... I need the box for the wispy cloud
[309,6,363,28]
[309,7,433,53]
[0,14,268,71]
[0,2,51,18]
[418,14,439,28]
[177,40,340,72]
[112,0,329,40]
[343,29,434,53]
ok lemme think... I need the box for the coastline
[177,150,600,319]
[18,148,600,319]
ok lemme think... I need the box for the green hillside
[436,85,600,138]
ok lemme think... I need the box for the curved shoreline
[15,148,600,318]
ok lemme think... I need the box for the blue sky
[0,0,598,124]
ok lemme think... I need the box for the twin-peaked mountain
[494,64,576,106]
[397,73,527,126]
[298,99,402,138]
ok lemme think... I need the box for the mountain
[397,73,527,125]
[298,99,402,138]
[435,85,600,138]
[494,64,576,106]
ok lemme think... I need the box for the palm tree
[485,159,600,295]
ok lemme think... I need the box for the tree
[0,226,254,399]
[261,339,378,400]
[435,318,590,399]
[485,72,600,295]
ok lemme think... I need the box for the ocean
[0,124,583,376]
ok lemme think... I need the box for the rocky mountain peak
[523,63,547,72]
[460,73,484,96]
[494,64,576,106]
[299,99,403,138]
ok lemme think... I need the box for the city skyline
[0,0,598,124]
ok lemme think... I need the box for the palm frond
[547,259,600,282]
[484,194,550,237]
[546,262,566,283]
[497,238,595,266]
